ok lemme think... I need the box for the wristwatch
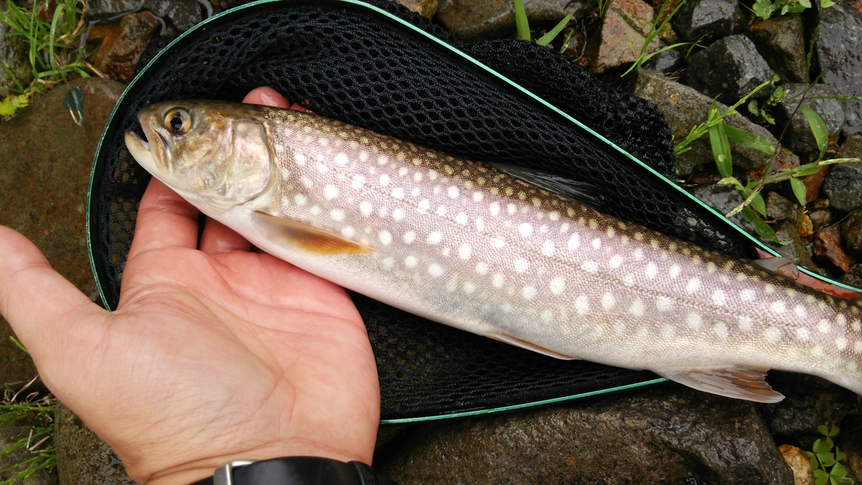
[190,457,398,485]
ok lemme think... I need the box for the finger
[128,178,200,258]
[199,218,252,255]
[0,226,101,359]
[242,87,291,108]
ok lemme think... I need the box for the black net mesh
[90,0,756,420]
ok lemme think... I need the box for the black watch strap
[190,456,398,485]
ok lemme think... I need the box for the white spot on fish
[764,284,775,295]
[411,188,421,197]
[316,161,329,174]
[623,274,635,287]
[403,231,416,244]
[686,313,702,330]
[341,226,355,238]
[417,199,430,213]
[381,257,394,270]
[763,327,781,343]
[518,223,533,238]
[334,153,349,165]
[660,326,675,339]
[428,264,444,277]
[379,174,390,187]
[793,305,806,318]
[435,205,447,217]
[358,151,369,162]
[567,234,580,251]
[392,208,405,222]
[550,277,565,295]
[770,301,786,313]
[309,206,321,215]
[818,319,831,333]
[463,282,476,294]
[378,230,392,246]
[591,238,601,250]
[507,203,517,215]
[853,320,862,332]
[739,289,755,302]
[836,314,847,327]
[330,209,345,221]
[490,237,505,249]
[712,290,726,306]
[489,202,500,216]
[796,328,810,341]
[855,341,862,353]
[706,262,717,273]
[541,309,553,323]
[455,213,468,225]
[549,211,560,221]
[427,232,443,245]
[476,262,489,275]
[836,337,848,350]
[656,297,673,312]
[301,176,313,188]
[629,299,645,317]
[542,241,555,257]
[668,265,681,279]
[459,244,472,260]
[360,201,373,217]
[514,259,529,273]
[473,192,484,202]
[609,255,623,269]
[522,286,537,300]
[476,217,485,232]
[737,316,753,331]
[377,206,389,218]
[404,256,418,268]
[575,295,590,315]
[295,153,307,166]
[686,278,701,294]
[352,174,366,189]
[581,261,599,274]
[447,186,459,199]
[713,322,728,339]
[446,277,458,293]
[602,293,616,310]
[324,185,339,200]
[492,274,505,288]
[614,320,626,334]
[645,263,658,279]
[391,187,404,199]
[294,193,308,206]
[377,155,388,165]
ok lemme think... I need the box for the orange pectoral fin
[252,211,376,255]
[752,248,862,298]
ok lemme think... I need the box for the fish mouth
[125,129,171,175]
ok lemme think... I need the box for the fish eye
[164,109,191,134]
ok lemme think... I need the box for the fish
[124,100,862,403]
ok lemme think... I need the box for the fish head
[124,100,276,213]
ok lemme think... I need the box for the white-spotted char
[125,100,862,403]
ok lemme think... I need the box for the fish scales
[125,100,862,402]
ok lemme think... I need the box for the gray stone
[642,46,685,73]
[765,191,798,221]
[394,0,439,18]
[0,10,33,93]
[747,14,808,84]
[672,0,746,45]
[772,83,845,156]
[764,221,822,272]
[814,2,862,136]
[685,34,773,105]
[86,0,143,22]
[55,404,134,485]
[822,135,862,211]
[808,208,832,231]
[435,0,592,42]
[376,388,794,484]
[841,210,862,257]
[759,372,855,443]
[842,263,862,288]
[634,69,780,175]
[142,0,202,32]
[591,0,660,74]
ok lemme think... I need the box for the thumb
[0,225,102,362]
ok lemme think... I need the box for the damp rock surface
[684,34,773,105]
[747,13,808,84]
[772,83,846,156]
[671,0,746,45]
[591,0,660,74]
[814,2,862,136]
[435,0,583,42]
[822,135,862,211]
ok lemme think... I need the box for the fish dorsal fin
[252,211,376,255]
[487,163,604,210]
[655,367,784,403]
[750,256,800,280]
[486,332,579,360]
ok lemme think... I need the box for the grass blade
[723,124,775,154]
[800,106,828,159]
[790,177,807,205]
[513,0,530,41]
[708,109,733,176]
[537,12,573,46]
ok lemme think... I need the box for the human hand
[0,87,380,484]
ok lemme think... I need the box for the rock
[395,0,439,18]
[90,11,163,84]
[842,263,862,287]
[822,136,862,211]
[765,221,822,271]
[689,183,754,234]
[796,213,814,237]
[672,0,746,45]
[142,0,202,32]
[841,210,862,257]
[778,445,815,485]
[747,14,808,83]
[642,46,684,73]
[759,372,855,443]
[813,225,855,272]
[839,413,862,483]
[86,0,143,23]
[376,387,794,484]
[0,12,33,93]
[633,69,780,175]
[796,161,828,203]
[684,34,773,105]
[435,0,592,42]
[808,208,832,231]
[814,2,862,136]
[766,191,798,221]
[591,0,660,74]
[54,404,134,485]
[772,83,846,156]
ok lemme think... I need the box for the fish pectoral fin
[655,367,784,403]
[749,256,801,280]
[486,332,579,360]
[251,211,376,255]
[486,163,604,211]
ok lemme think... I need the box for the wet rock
[842,263,862,287]
[772,83,846,156]
[766,191,798,221]
[765,221,821,271]
[55,404,134,484]
[747,14,808,83]
[435,0,591,42]
[796,161,828,203]
[642,46,684,73]
[376,387,794,484]
[689,184,756,234]
[808,208,832,231]
[778,445,815,485]
[0,15,33,93]
[839,413,862,483]
[672,0,746,45]
[142,0,201,32]
[813,224,855,272]
[86,0,143,23]
[759,372,854,443]
[685,34,773,105]
[395,0,439,18]
[90,11,163,84]
[796,213,814,237]
[822,161,862,211]
[814,2,862,136]
[634,69,780,175]
[591,0,660,74]
[841,210,862,257]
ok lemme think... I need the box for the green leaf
[814,439,831,454]
[814,470,829,485]
[821,0,835,6]
[809,455,819,470]
[818,452,836,467]
[831,462,847,477]
[709,116,733,176]
[753,0,775,19]
[537,12,573,46]
[742,207,784,243]
[818,425,830,436]
[800,106,828,158]
[513,0,531,41]
[836,448,846,461]
[828,425,840,437]
[794,163,822,177]
[790,177,807,206]
[750,191,767,216]
[723,124,775,153]
[63,86,84,126]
